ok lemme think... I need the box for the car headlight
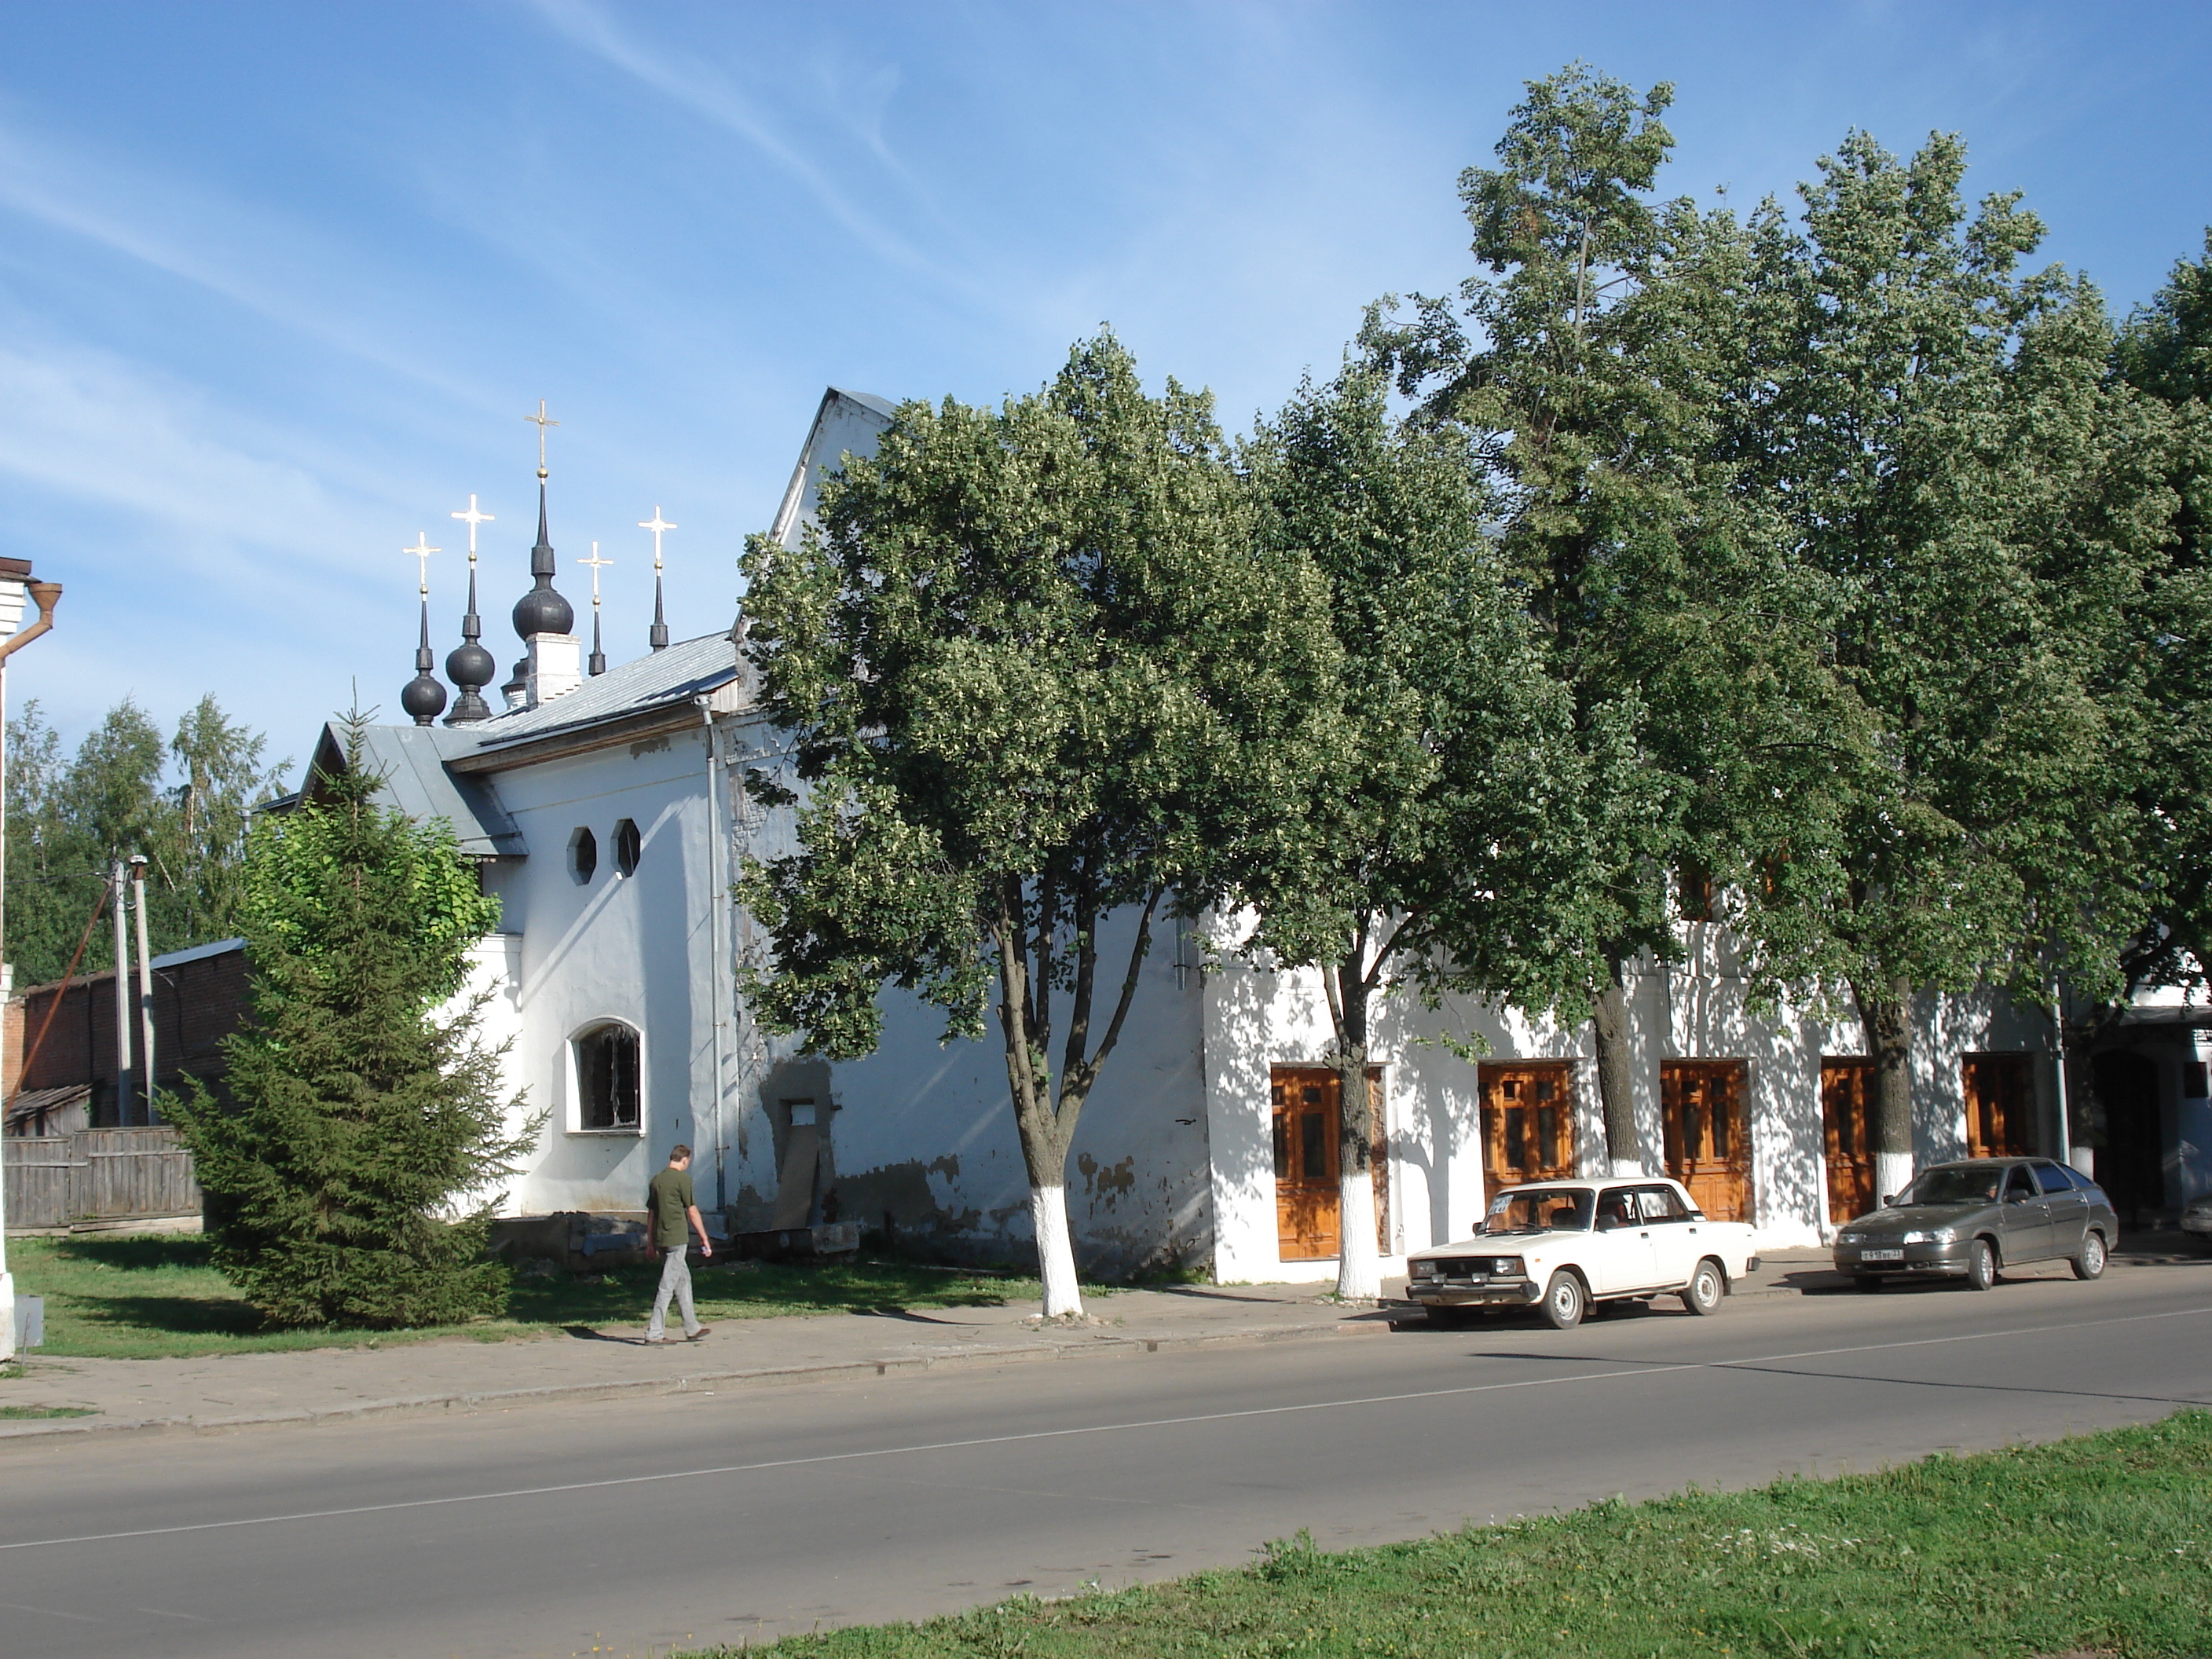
[1901,1229,1953,1245]
[1489,1257,1525,1277]
[1837,1232,1866,1244]
[1411,1261,1437,1279]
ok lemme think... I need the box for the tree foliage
[1230,362,1597,1291]
[738,334,1335,1314]
[162,716,532,1329]
[5,694,288,986]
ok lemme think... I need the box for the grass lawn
[6,1232,1075,1360]
[687,1410,2212,1659]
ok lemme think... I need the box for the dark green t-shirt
[648,1166,695,1249]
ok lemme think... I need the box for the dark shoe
[685,1326,712,1342]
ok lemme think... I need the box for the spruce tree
[165,716,534,1328]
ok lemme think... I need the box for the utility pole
[0,569,64,1364]
[130,855,156,1126]
[112,859,131,1126]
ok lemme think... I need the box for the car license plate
[1861,1248,1903,1262]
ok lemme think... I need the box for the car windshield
[1485,1188,1593,1233]
[1904,1166,2001,1206]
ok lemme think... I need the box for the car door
[1635,1183,1701,1285]
[1585,1185,1656,1293]
[1999,1163,2054,1262]
[2033,1160,2088,1257]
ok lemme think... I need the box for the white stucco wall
[481,724,727,1216]
[1201,921,2068,1276]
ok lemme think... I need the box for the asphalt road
[5,1267,2209,1659]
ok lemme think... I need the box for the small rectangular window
[2184,1061,2208,1099]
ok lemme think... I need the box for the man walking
[645,1143,712,1344]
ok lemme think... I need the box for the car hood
[1844,1203,1987,1234]
[1411,1231,1572,1258]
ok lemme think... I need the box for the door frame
[1269,1064,1390,1262]
[1659,1058,1754,1224]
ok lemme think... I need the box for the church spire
[444,495,496,723]
[399,533,449,727]
[640,507,676,651]
[506,401,582,710]
[579,541,612,676]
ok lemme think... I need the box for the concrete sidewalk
[7,1242,2178,1443]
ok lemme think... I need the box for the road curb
[0,1314,1398,1445]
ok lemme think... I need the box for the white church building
[315,387,2108,1284]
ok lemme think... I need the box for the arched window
[575,1022,640,1131]
[613,817,642,877]
[569,826,598,884]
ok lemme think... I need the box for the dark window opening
[2185,1060,2208,1100]
[570,826,599,884]
[614,818,642,877]
[1677,859,1713,922]
[577,1023,640,1130]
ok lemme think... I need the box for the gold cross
[578,540,613,606]
[639,506,677,573]
[526,400,558,478]
[449,494,495,564]
[404,532,440,597]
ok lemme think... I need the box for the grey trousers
[646,1245,698,1340]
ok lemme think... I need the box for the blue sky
[3,1,2208,775]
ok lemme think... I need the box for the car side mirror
[1879,1195,1896,1208]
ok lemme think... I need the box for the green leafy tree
[1729,134,2171,1193]
[3,694,287,987]
[1368,65,1789,1173]
[2113,231,2212,994]
[738,335,1335,1316]
[163,716,533,1328]
[1231,362,1599,1295]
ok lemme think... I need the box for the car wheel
[1540,1269,1586,1331]
[1682,1258,1726,1316]
[2071,1230,2108,1281]
[1965,1237,1998,1291]
[1853,1274,1884,1293]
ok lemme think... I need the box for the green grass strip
[0,1404,97,1419]
[6,1233,1090,1360]
[688,1410,2212,1658]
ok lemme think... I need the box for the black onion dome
[513,579,573,639]
[402,671,449,723]
[445,639,497,689]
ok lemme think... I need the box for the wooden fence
[4,1127,202,1230]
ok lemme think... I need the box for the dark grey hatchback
[1831,1158,2119,1291]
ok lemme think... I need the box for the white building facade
[321,386,2141,1287]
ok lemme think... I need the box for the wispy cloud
[524,0,984,302]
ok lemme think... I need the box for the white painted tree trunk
[1030,1183,1083,1319]
[1610,1156,1644,1177]
[1335,1169,1381,1300]
[1875,1150,1915,1207]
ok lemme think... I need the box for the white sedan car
[1406,1177,1761,1330]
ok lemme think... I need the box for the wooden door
[1661,1060,1751,1222]
[1820,1058,1877,1222]
[1269,1066,1389,1262]
[1481,1063,1577,1190]
[1962,1053,2034,1158]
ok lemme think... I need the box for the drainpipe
[696,695,728,1213]
[0,577,61,1364]
[131,855,156,1125]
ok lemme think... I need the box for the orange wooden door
[1820,1058,1877,1221]
[1481,1063,1577,1190]
[1962,1053,2033,1157]
[1661,1060,1752,1221]
[1270,1066,1389,1261]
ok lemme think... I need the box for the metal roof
[467,630,740,752]
[310,722,528,856]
